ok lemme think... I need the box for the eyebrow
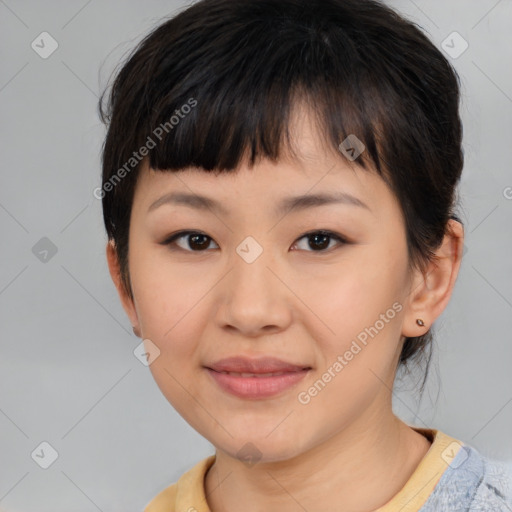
[147,191,371,216]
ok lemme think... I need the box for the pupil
[190,234,208,250]
[310,234,329,250]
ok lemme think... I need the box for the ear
[402,219,464,338]
[106,240,141,337]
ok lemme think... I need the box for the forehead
[133,164,391,230]
[132,104,390,216]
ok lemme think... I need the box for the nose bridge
[218,234,289,332]
[231,234,276,297]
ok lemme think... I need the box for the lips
[216,371,291,377]
[206,356,311,374]
[205,356,312,399]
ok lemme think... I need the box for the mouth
[205,366,311,399]
[213,370,299,377]
[205,355,311,374]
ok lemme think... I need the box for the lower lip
[206,368,310,399]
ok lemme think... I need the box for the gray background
[1,0,511,510]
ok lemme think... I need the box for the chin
[213,434,308,466]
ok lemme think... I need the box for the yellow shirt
[144,428,463,512]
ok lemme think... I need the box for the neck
[204,406,432,512]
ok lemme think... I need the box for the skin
[107,105,464,512]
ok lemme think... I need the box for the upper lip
[206,356,311,374]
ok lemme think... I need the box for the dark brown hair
[98,0,464,383]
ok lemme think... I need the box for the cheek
[129,248,211,351]
[307,251,404,327]
[132,254,210,412]
[302,247,407,372]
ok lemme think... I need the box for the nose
[216,243,293,337]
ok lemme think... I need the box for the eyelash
[160,230,350,254]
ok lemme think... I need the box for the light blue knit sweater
[418,444,512,511]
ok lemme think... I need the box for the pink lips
[205,356,311,399]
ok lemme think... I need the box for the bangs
[115,5,392,177]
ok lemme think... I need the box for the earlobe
[402,219,464,338]
[106,240,141,337]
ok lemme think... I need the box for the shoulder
[470,454,512,510]
[144,483,178,512]
[143,455,216,512]
[420,443,512,511]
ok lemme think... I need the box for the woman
[98,0,512,510]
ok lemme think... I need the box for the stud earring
[416,319,425,327]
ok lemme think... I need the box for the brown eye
[162,231,219,252]
[292,231,348,253]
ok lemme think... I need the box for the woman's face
[115,110,420,463]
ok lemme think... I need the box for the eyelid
[161,230,217,249]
